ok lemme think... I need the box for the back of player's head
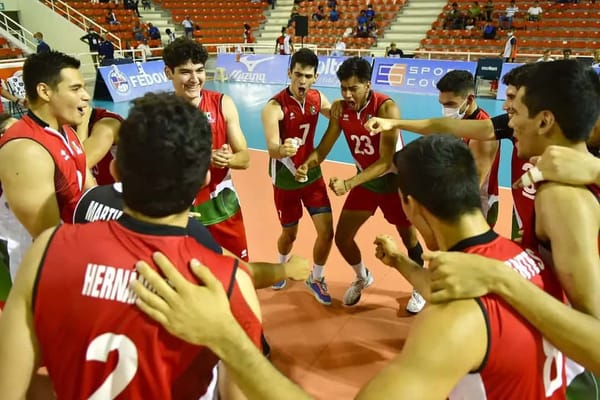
[162,38,208,70]
[394,135,481,222]
[117,93,212,217]
[436,70,475,97]
[501,62,535,88]
[290,48,319,73]
[521,60,600,142]
[23,51,81,103]
[336,57,372,83]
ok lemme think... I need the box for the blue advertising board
[216,54,290,84]
[371,58,477,95]
[97,60,172,103]
[496,62,521,101]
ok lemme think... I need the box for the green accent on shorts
[270,160,322,190]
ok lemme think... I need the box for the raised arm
[0,139,60,238]
[365,116,496,141]
[261,99,300,160]
[83,117,120,168]
[319,91,332,119]
[221,94,250,169]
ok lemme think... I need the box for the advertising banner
[313,56,373,88]
[371,58,477,95]
[496,62,521,101]
[216,54,290,84]
[96,60,172,103]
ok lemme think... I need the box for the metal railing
[41,0,122,50]
[414,49,550,62]
[0,12,35,51]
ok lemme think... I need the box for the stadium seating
[425,1,600,58]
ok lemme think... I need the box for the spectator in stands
[356,10,369,37]
[243,23,256,54]
[444,3,465,29]
[137,38,152,61]
[386,42,404,58]
[468,1,483,21]
[33,32,50,54]
[357,9,368,28]
[501,30,517,62]
[283,27,294,54]
[562,48,572,60]
[275,26,286,54]
[289,6,300,27]
[482,21,496,39]
[80,27,102,62]
[106,9,119,25]
[367,16,378,39]
[165,28,176,45]
[312,5,326,21]
[125,0,141,18]
[98,36,115,64]
[365,4,376,19]
[329,6,340,22]
[465,17,476,30]
[343,26,353,38]
[332,37,346,56]
[182,16,193,39]
[148,23,161,40]
[592,49,600,67]
[499,0,518,30]
[328,0,337,8]
[133,21,145,41]
[527,1,543,21]
[537,49,554,62]
[484,0,494,21]
[142,0,151,10]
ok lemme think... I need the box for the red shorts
[273,178,332,227]
[206,210,249,261]
[343,185,410,227]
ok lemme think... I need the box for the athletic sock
[312,264,324,280]
[278,252,290,264]
[351,261,367,279]
[407,242,424,267]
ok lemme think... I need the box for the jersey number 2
[86,333,139,399]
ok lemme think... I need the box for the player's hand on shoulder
[425,251,501,304]
[284,255,310,281]
[132,252,236,347]
[329,99,344,120]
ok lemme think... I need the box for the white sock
[278,252,290,264]
[351,261,367,279]
[312,264,324,280]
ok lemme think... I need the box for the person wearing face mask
[436,70,501,227]
[33,32,51,54]
[298,57,426,314]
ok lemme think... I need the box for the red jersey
[339,91,403,172]
[194,90,229,206]
[0,113,86,222]
[450,231,566,400]
[272,87,320,165]
[276,35,285,55]
[33,216,262,399]
[511,149,536,241]
[90,108,123,185]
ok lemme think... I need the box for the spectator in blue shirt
[365,4,375,19]
[33,32,51,54]
[329,6,339,22]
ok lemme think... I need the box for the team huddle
[0,37,598,399]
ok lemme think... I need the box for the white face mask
[441,98,468,119]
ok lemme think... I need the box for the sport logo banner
[312,56,373,88]
[97,60,172,102]
[371,58,477,95]
[216,54,290,84]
